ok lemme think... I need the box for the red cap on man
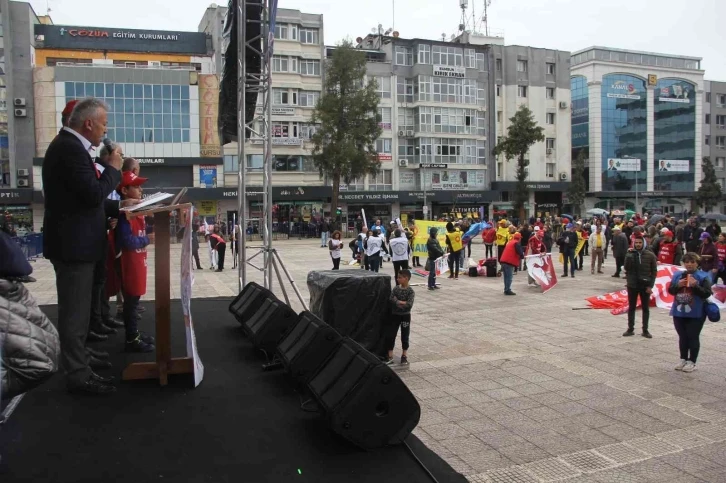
[119,171,148,189]
[61,100,78,127]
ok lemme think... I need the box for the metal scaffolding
[236,0,307,309]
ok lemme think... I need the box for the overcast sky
[28,0,726,80]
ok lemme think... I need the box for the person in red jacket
[527,227,546,286]
[210,226,227,272]
[501,232,524,296]
[481,226,496,258]
[116,171,155,353]
[655,230,682,266]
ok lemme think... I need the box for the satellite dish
[392,31,399,38]
[384,28,393,35]
[356,37,363,44]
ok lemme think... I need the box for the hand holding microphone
[103,138,123,171]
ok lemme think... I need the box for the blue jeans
[563,248,576,276]
[428,259,436,288]
[502,264,514,293]
[321,231,329,246]
[368,254,381,272]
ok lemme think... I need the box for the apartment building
[704,80,726,212]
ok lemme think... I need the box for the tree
[695,156,722,213]
[310,40,382,229]
[568,149,587,215]
[492,105,544,221]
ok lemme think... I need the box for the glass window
[432,45,463,66]
[299,90,320,107]
[299,28,319,44]
[373,76,391,98]
[247,155,263,169]
[395,46,413,66]
[151,84,161,98]
[95,83,104,97]
[65,82,75,97]
[182,130,190,142]
[654,79,696,191]
[377,107,392,128]
[518,86,527,97]
[132,84,142,98]
[143,85,152,98]
[496,58,502,72]
[417,44,430,64]
[517,60,527,72]
[172,85,181,99]
[397,78,414,103]
[546,87,555,99]
[398,107,415,131]
[716,115,726,126]
[546,63,555,75]
[299,59,320,76]
[375,138,392,153]
[546,163,556,178]
[224,155,239,172]
[124,84,134,98]
[546,113,555,124]
[706,135,710,146]
[465,49,476,68]
[181,85,189,99]
[75,82,85,97]
[162,85,171,99]
[368,170,393,191]
[546,138,556,150]
[274,24,288,40]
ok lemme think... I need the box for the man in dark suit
[43,97,132,395]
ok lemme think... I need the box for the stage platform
[0,298,466,483]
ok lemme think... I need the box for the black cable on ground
[404,438,440,483]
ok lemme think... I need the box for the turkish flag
[526,254,558,293]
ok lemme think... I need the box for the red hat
[119,171,148,188]
[664,230,674,238]
[62,100,78,118]
[512,232,522,240]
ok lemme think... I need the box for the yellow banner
[412,220,448,258]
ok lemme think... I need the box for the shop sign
[607,81,640,100]
[272,137,303,146]
[433,65,465,78]
[419,163,448,169]
[0,189,33,204]
[377,154,393,161]
[199,165,218,188]
[199,75,222,157]
[272,107,295,115]
[338,192,399,202]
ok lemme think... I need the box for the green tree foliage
[492,105,544,220]
[695,156,722,213]
[310,40,382,228]
[568,149,588,215]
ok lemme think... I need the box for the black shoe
[68,378,116,395]
[125,335,155,353]
[91,323,116,335]
[642,331,653,339]
[90,371,114,384]
[623,329,635,337]
[18,275,36,283]
[87,331,108,343]
[562,273,568,277]
[433,286,441,289]
[428,287,435,291]
[504,291,516,296]
[400,355,409,365]
[89,355,112,370]
[215,268,223,272]
[104,318,125,329]
[612,274,620,278]
[87,347,109,359]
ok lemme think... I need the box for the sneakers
[400,355,409,365]
[642,331,653,339]
[682,361,697,372]
[125,335,155,353]
[504,291,516,296]
[384,357,394,365]
[623,329,635,337]
[674,359,688,371]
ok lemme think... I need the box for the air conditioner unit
[17,179,29,187]
[559,101,568,109]
[398,159,408,167]
[14,98,26,107]
[398,130,405,137]
[559,172,568,180]
[546,148,553,155]
[14,109,26,117]
[406,130,414,137]
[17,168,29,177]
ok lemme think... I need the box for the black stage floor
[0,298,466,483]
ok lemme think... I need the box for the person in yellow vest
[445,222,463,279]
[589,224,605,274]
[495,219,509,272]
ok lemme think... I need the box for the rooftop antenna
[482,0,492,36]
[458,0,468,32]
[46,0,52,14]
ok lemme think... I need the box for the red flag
[526,254,558,293]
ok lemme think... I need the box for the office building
[571,46,704,215]
[703,80,726,212]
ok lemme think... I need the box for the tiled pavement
[27,239,726,482]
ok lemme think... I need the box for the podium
[121,203,194,386]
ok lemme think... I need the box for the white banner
[433,65,465,78]
[607,93,641,100]
[607,158,641,172]
[181,205,205,387]
[658,159,690,172]
[434,255,450,276]
[659,97,690,104]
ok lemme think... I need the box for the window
[289,25,298,40]
[429,77,480,105]
[706,114,711,124]
[274,24,288,40]
[497,162,503,178]
[247,155,263,170]
[398,138,415,158]
[272,122,290,138]
[376,138,392,154]
[465,49,476,68]
[546,138,556,150]
[496,85,501,97]
[518,85,527,98]
[299,59,320,76]
[706,135,711,145]
[273,88,295,105]
[497,111,502,123]
[398,108,415,131]
[719,178,726,190]
[517,60,527,72]
[546,87,555,99]
[272,55,289,73]
[546,113,555,124]
[397,77,414,103]
[300,124,318,140]
[706,92,711,103]
[395,46,413,66]
[717,136,726,148]
[273,155,302,172]
[717,115,726,127]
[224,155,239,172]
[299,90,320,107]
[716,157,726,168]
[368,170,393,191]
[546,63,555,75]
[476,52,486,72]
[418,76,431,101]
[299,28,319,44]
[495,58,502,72]
[377,107,392,129]
[719,94,726,106]
[546,163,556,178]
[372,76,391,98]
[417,44,430,64]
[432,45,463,66]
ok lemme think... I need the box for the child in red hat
[116,171,155,353]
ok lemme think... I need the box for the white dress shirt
[62,126,93,154]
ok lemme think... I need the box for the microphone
[102,138,115,155]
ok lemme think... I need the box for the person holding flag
[526,226,546,286]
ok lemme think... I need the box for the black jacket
[624,248,658,289]
[42,130,121,262]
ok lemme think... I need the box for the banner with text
[657,159,690,172]
[412,220,448,258]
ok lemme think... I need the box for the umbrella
[461,221,491,245]
[611,210,625,216]
[586,208,608,216]
[624,210,635,216]
[560,214,574,221]
[702,213,726,221]
[646,214,665,226]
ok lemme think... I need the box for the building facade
[703,80,726,212]
[490,41,572,218]
[571,46,704,215]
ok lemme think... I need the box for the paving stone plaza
[27,239,726,482]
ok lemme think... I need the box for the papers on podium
[120,192,175,212]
